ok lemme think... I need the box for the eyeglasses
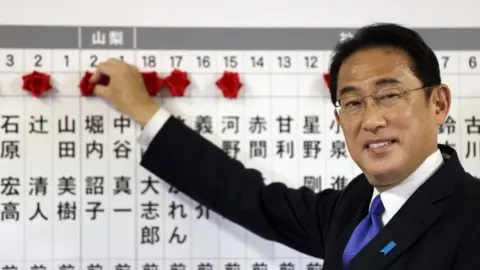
[335,86,429,118]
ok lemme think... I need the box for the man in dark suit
[89,23,480,269]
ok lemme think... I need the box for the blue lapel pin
[380,241,396,255]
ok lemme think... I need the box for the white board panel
[0,2,479,270]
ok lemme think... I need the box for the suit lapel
[344,145,464,270]
[345,191,445,270]
[326,176,373,270]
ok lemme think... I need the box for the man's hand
[90,58,160,126]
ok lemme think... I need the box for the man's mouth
[365,139,397,149]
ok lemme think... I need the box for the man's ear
[432,84,451,125]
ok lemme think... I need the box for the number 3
[5,54,14,67]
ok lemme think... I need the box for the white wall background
[0,0,478,27]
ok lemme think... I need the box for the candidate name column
[182,31,222,270]
[134,27,168,270]
[427,28,461,160]
[214,35,246,270]
[51,26,82,270]
[81,26,138,270]
[22,25,60,270]
[296,28,333,270]
[0,25,28,270]
[269,41,302,263]
[456,28,480,177]
[324,31,353,190]
[136,27,195,270]
[78,26,110,270]
[50,25,83,270]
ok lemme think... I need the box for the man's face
[335,47,450,190]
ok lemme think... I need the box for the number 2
[90,55,98,67]
[34,54,42,67]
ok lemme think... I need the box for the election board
[1,1,480,270]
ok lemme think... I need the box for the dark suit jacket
[140,116,480,270]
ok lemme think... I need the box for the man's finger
[107,58,124,64]
[92,84,110,98]
[90,58,130,83]
[89,62,116,83]
[89,69,103,83]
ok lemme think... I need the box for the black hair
[327,23,441,105]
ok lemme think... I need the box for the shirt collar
[371,149,444,219]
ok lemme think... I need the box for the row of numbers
[1,49,480,74]
[5,53,110,69]
[0,50,330,73]
[439,55,478,70]
[142,54,319,69]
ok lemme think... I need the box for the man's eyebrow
[375,77,401,86]
[337,86,359,97]
[337,78,402,97]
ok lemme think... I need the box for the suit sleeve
[139,113,341,258]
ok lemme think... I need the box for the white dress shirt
[370,148,444,225]
[137,107,445,226]
[137,107,172,147]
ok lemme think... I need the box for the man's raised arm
[89,59,341,258]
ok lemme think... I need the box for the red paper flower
[78,71,110,96]
[141,71,165,96]
[216,71,243,98]
[164,69,190,97]
[22,71,52,97]
[323,73,331,89]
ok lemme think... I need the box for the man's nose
[360,100,387,132]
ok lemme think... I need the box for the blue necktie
[342,195,385,267]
